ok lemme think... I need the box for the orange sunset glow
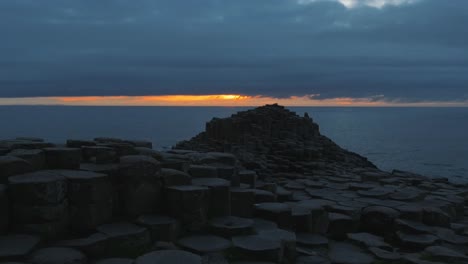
[0,94,467,107]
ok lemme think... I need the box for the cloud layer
[0,0,467,102]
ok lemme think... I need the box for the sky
[0,0,467,106]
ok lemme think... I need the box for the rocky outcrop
[176,104,375,176]
[1,105,468,264]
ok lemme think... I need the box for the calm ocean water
[1,106,467,183]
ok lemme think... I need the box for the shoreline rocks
[1,104,468,263]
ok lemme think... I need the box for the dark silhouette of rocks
[176,104,375,175]
[0,104,467,263]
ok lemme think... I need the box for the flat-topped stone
[97,222,151,257]
[135,215,180,242]
[160,168,191,186]
[166,185,210,231]
[0,234,40,260]
[209,216,254,237]
[232,235,282,262]
[135,250,201,264]
[328,242,374,264]
[328,213,355,239]
[29,247,87,264]
[178,235,231,253]
[7,149,45,170]
[296,255,331,264]
[95,258,134,264]
[192,177,230,187]
[188,165,218,178]
[8,171,67,205]
[361,206,400,235]
[0,156,33,183]
[296,233,328,247]
[424,246,468,262]
[55,233,108,258]
[396,231,438,249]
[369,247,401,261]
[44,147,81,169]
[119,155,162,216]
[347,233,391,250]
[255,203,292,229]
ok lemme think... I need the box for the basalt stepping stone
[188,165,218,178]
[290,190,310,201]
[66,139,96,148]
[369,247,401,261]
[294,204,329,234]
[238,170,257,187]
[119,155,162,216]
[298,199,335,210]
[8,149,45,170]
[95,258,134,264]
[252,189,276,203]
[347,233,391,250]
[275,186,292,202]
[357,188,393,199]
[0,185,8,234]
[327,213,355,239]
[178,235,231,253]
[422,206,451,227]
[255,203,292,229]
[284,181,306,190]
[0,234,40,261]
[192,178,231,216]
[396,231,438,249]
[135,250,201,264]
[166,185,210,231]
[395,218,432,234]
[348,183,377,191]
[55,233,108,258]
[29,247,87,264]
[296,233,328,247]
[44,147,81,169]
[11,198,69,224]
[160,168,191,186]
[390,188,424,201]
[97,222,151,257]
[396,204,424,222]
[252,218,278,233]
[230,188,255,218]
[424,246,468,263]
[82,146,117,164]
[257,229,296,262]
[8,171,67,205]
[361,206,400,235]
[232,235,282,262]
[296,255,331,264]
[328,242,374,264]
[135,215,180,242]
[210,216,254,237]
[328,204,360,220]
[0,156,33,183]
[432,227,468,244]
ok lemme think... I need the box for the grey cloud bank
[0,0,467,102]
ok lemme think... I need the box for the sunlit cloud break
[0,95,467,107]
[298,0,420,8]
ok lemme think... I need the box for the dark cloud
[0,0,467,101]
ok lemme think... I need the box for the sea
[1,106,467,183]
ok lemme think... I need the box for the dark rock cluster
[0,104,467,264]
[176,104,376,175]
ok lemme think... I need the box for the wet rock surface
[1,104,468,263]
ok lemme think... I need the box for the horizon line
[0,95,467,107]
